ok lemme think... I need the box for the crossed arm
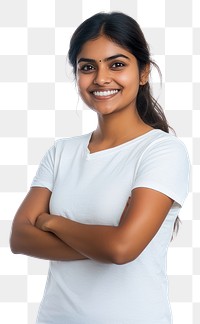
[10,187,173,264]
[10,188,87,261]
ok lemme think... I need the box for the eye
[111,62,126,69]
[79,64,95,73]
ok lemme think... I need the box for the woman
[10,12,190,324]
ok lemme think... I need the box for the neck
[93,108,151,144]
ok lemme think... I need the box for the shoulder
[144,129,189,158]
[55,132,90,147]
[40,132,91,163]
[133,130,190,206]
[53,132,91,152]
[136,129,190,176]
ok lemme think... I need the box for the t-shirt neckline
[85,129,161,159]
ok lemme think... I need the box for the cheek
[120,70,140,85]
[77,76,91,96]
[76,75,83,91]
[76,78,91,104]
[120,72,140,99]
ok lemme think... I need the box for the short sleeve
[132,137,190,207]
[31,145,55,192]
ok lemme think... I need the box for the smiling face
[76,36,148,116]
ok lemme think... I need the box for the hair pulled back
[68,12,180,235]
[68,11,171,133]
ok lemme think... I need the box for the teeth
[93,90,119,97]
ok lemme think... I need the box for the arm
[36,188,173,264]
[10,187,87,261]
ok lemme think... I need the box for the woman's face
[76,36,147,116]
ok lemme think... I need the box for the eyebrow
[77,54,130,64]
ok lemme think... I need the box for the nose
[93,66,112,85]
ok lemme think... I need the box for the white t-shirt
[32,129,190,324]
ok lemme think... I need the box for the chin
[94,107,119,115]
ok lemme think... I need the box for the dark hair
[68,11,171,132]
[68,11,179,236]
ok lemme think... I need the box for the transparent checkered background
[0,0,199,323]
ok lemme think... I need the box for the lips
[92,89,120,97]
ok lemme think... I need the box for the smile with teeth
[92,89,119,97]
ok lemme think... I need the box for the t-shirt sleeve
[31,145,55,192]
[132,137,190,207]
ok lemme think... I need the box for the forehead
[77,36,133,61]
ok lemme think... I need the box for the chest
[49,152,137,225]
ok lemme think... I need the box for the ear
[139,63,150,85]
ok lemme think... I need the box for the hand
[35,213,54,231]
